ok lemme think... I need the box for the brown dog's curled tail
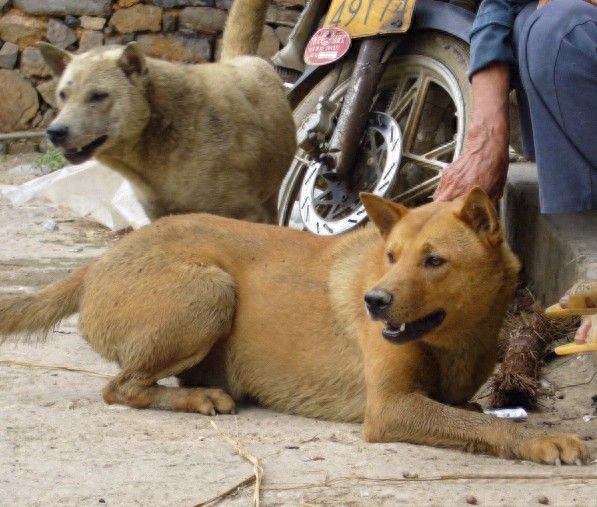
[0,265,88,343]
[220,0,269,60]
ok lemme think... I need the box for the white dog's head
[38,42,151,164]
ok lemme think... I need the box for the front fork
[325,38,397,181]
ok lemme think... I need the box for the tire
[278,31,472,231]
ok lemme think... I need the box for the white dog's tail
[220,0,269,60]
[0,265,88,344]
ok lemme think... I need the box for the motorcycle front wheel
[278,31,472,232]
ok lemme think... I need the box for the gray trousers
[513,0,597,213]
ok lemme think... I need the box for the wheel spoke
[386,77,417,120]
[402,74,431,153]
[392,173,441,204]
[422,140,457,161]
[401,152,446,172]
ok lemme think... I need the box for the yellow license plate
[324,0,416,38]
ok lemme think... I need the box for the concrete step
[502,163,597,306]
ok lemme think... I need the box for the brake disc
[298,111,402,235]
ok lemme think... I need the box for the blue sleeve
[469,0,532,78]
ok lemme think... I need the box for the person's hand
[433,123,509,202]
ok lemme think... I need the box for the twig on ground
[209,420,263,506]
[559,370,597,390]
[263,473,597,491]
[193,475,256,507]
[0,359,111,378]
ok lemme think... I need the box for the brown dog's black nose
[364,289,393,318]
[46,124,69,145]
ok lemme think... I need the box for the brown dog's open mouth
[383,310,446,343]
[63,135,108,164]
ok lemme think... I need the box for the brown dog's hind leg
[86,263,237,414]
[103,370,236,414]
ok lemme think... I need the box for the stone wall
[0,0,303,147]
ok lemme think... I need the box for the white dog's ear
[118,42,147,79]
[37,42,72,76]
[360,192,408,239]
[457,187,502,247]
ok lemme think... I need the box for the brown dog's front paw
[516,434,590,465]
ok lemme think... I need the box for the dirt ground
[0,155,596,506]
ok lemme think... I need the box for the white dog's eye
[424,254,446,268]
[59,90,66,101]
[88,92,109,103]
[386,251,395,264]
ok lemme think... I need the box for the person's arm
[433,62,510,202]
[433,0,527,202]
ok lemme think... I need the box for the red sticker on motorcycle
[304,27,351,66]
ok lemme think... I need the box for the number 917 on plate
[324,0,417,38]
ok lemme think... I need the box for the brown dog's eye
[88,92,109,103]
[424,255,446,268]
[387,252,395,264]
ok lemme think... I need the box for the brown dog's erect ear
[118,42,147,79]
[360,192,408,239]
[36,42,72,76]
[457,187,502,247]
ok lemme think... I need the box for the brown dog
[37,0,296,223]
[0,188,589,464]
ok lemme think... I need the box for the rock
[0,0,11,14]
[213,35,222,60]
[266,5,300,27]
[117,0,140,7]
[46,18,78,49]
[9,140,39,154]
[0,9,47,48]
[64,15,80,28]
[121,32,135,44]
[136,33,211,63]
[179,7,227,34]
[256,24,279,59]
[31,110,43,127]
[20,47,52,78]
[37,79,57,108]
[78,30,104,52]
[104,35,123,45]
[110,4,163,33]
[0,41,19,69]
[40,108,55,129]
[275,25,292,46]
[214,0,232,8]
[13,0,111,16]
[150,0,213,7]
[0,69,39,132]
[162,11,178,33]
[80,16,105,31]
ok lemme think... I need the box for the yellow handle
[554,342,597,355]
[544,302,597,318]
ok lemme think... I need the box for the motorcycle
[273,0,477,235]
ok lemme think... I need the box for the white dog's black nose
[364,289,393,318]
[46,124,69,145]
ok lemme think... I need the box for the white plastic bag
[0,161,150,231]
